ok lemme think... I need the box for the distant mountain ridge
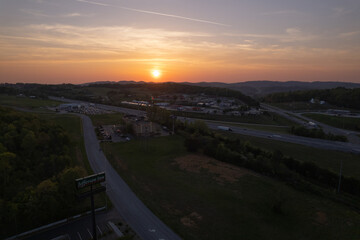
[185,81,360,97]
[81,80,360,97]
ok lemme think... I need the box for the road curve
[80,114,182,240]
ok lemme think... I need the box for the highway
[53,97,360,154]
[80,114,182,240]
[205,122,360,154]
[261,103,360,145]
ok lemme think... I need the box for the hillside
[186,81,360,97]
[81,80,360,98]
[263,87,360,110]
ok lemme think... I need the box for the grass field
[0,94,62,110]
[303,113,360,132]
[270,102,337,111]
[220,132,360,180]
[174,110,296,126]
[101,135,360,240]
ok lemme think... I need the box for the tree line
[0,107,87,238]
[289,126,348,142]
[263,87,360,110]
[178,120,360,199]
[90,82,260,107]
[1,82,260,107]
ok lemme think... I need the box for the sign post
[75,172,106,240]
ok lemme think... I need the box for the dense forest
[263,87,360,110]
[0,107,86,238]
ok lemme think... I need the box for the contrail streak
[76,0,230,27]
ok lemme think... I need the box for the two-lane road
[80,114,182,240]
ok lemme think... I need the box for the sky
[0,0,360,84]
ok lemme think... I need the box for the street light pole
[90,185,97,240]
[337,159,343,193]
[170,115,177,134]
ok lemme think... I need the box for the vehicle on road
[268,134,281,138]
[217,126,233,131]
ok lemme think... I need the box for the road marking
[148,228,156,232]
[87,228,93,239]
[97,225,102,236]
[77,232,82,240]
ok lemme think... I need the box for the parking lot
[57,103,113,115]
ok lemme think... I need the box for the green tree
[21,131,36,153]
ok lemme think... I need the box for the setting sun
[151,69,161,79]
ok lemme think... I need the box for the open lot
[101,135,360,240]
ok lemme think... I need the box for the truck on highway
[217,126,233,131]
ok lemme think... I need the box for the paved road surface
[80,114,182,240]
[205,122,360,154]
[261,103,360,144]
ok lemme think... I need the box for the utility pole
[76,173,106,240]
[170,115,177,134]
[90,185,97,240]
[337,159,343,193]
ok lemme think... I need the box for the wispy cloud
[76,0,230,27]
[332,7,352,17]
[62,12,92,17]
[260,10,300,16]
[225,28,318,43]
[0,24,213,62]
[20,9,51,17]
[1,23,358,73]
[339,31,360,38]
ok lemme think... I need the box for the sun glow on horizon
[151,69,162,79]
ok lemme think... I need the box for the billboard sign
[76,172,105,189]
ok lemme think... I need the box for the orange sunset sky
[1,0,360,84]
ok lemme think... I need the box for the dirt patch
[163,203,182,215]
[181,217,196,227]
[190,212,203,221]
[314,211,328,225]
[173,154,255,184]
[181,212,203,228]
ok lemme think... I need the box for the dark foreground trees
[0,107,86,238]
